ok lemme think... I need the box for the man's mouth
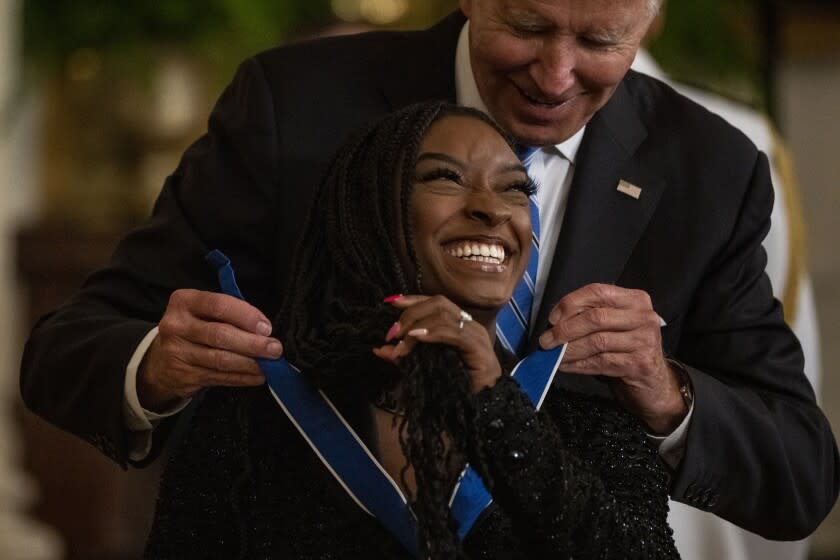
[443,239,508,266]
[515,83,577,108]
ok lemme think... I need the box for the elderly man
[21,0,838,551]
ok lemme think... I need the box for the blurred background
[0,0,838,558]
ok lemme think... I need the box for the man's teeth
[445,242,505,264]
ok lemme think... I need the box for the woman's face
[409,114,532,313]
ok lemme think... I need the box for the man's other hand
[539,283,687,434]
[137,289,282,411]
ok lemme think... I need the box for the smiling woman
[143,101,680,559]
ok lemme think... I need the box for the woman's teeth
[445,241,505,264]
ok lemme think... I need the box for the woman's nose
[466,192,512,227]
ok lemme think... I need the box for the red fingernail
[383,294,403,303]
[385,322,401,341]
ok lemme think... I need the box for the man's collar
[455,23,488,114]
[631,49,666,81]
[555,127,585,163]
[455,22,585,164]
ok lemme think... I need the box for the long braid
[277,101,517,558]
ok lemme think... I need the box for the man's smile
[513,81,582,108]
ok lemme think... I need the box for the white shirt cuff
[646,400,695,470]
[122,326,191,461]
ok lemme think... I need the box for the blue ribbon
[205,250,565,556]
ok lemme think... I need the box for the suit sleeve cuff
[647,400,695,470]
[122,326,191,460]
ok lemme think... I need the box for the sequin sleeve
[470,375,679,559]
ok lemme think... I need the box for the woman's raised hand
[373,295,502,393]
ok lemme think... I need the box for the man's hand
[137,289,283,412]
[538,283,687,434]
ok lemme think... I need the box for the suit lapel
[527,80,667,357]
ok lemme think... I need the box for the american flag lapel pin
[617,180,642,199]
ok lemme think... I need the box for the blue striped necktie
[496,146,540,356]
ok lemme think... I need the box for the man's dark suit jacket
[20,11,839,540]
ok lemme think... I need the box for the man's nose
[530,38,576,97]
[466,191,512,227]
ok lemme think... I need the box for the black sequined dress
[145,375,679,559]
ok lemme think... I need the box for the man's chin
[503,117,580,147]
[486,97,580,144]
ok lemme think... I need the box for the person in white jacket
[632,48,823,560]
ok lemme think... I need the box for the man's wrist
[645,359,691,435]
[647,359,695,469]
[136,336,182,413]
[668,357,694,409]
[124,326,191,424]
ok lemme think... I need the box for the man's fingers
[201,370,267,388]
[199,320,281,358]
[142,352,265,404]
[548,283,654,325]
[541,308,661,348]
[168,363,266,393]
[171,289,272,336]
[186,343,265,376]
[558,352,634,378]
[559,330,651,363]
[159,307,282,361]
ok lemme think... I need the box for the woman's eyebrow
[500,162,528,175]
[416,152,463,168]
[416,153,527,175]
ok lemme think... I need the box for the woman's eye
[416,168,463,184]
[506,179,537,197]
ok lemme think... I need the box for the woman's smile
[442,237,512,270]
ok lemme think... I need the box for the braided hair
[276,101,517,558]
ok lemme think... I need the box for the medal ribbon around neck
[206,250,566,557]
